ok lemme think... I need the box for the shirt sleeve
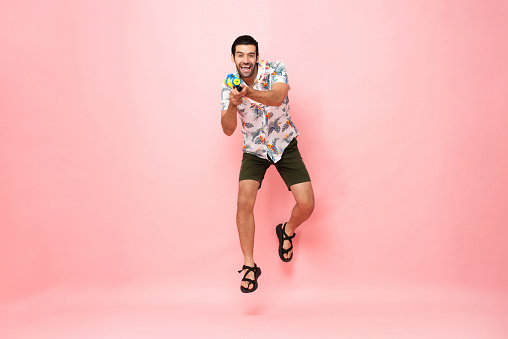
[270,61,289,86]
[221,82,231,111]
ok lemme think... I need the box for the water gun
[224,74,242,92]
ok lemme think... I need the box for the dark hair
[231,35,259,56]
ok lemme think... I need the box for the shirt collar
[255,60,268,83]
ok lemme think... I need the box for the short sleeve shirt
[221,60,299,163]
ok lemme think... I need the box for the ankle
[284,222,295,235]
[244,258,255,267]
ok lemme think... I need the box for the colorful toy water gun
[224,74,242,92]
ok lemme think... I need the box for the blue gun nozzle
[226,74,242,92]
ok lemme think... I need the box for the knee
[237,181,259,214]
[237,196,255,214]
[299,198,315,217]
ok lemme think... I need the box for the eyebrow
[236,52,256,56]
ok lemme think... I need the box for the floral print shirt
[221,60,299,163]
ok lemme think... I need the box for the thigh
[239,152,272,189]
[274,139,311,191]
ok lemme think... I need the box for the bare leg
[283,181,315,259]
[236,179,260,290]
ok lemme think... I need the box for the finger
[237,85,247,96]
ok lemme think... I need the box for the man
[221,35,314,293]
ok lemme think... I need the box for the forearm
[221,104,238,136]
[245,87,286,107]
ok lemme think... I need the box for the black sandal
[276,222,295,262]
[238,264,262,293]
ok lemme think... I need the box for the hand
[229,84,248,107]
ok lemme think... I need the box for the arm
[221,90,243,136]
[221,104,238,136]
[242,82,289,107]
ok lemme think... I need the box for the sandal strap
[283,233,296,240]
[280,223,294,258]
[241,278,255,284]
[238,264,257,274]
[281,243,293,254]
[238,264,259,289]
[282,223,296,240]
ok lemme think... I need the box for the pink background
[1,0,508,337]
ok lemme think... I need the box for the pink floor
[2,278,507,338]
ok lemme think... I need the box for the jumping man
[220,35,314,293]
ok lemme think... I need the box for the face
[231,44,259,79]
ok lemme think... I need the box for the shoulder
[266,61,288,83]
[268,61,288,78]
[258,60,286,71]
[265,60,286,69]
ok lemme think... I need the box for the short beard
[237,63,256,79]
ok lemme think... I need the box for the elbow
[221,115,236,136]
[223,127,235,136]
[274,96,286,107]
[269,99,284,107]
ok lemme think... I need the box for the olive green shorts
[239,138,311,191]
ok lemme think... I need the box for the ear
[231,54,235,63]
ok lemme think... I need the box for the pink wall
[1,0,508,301]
